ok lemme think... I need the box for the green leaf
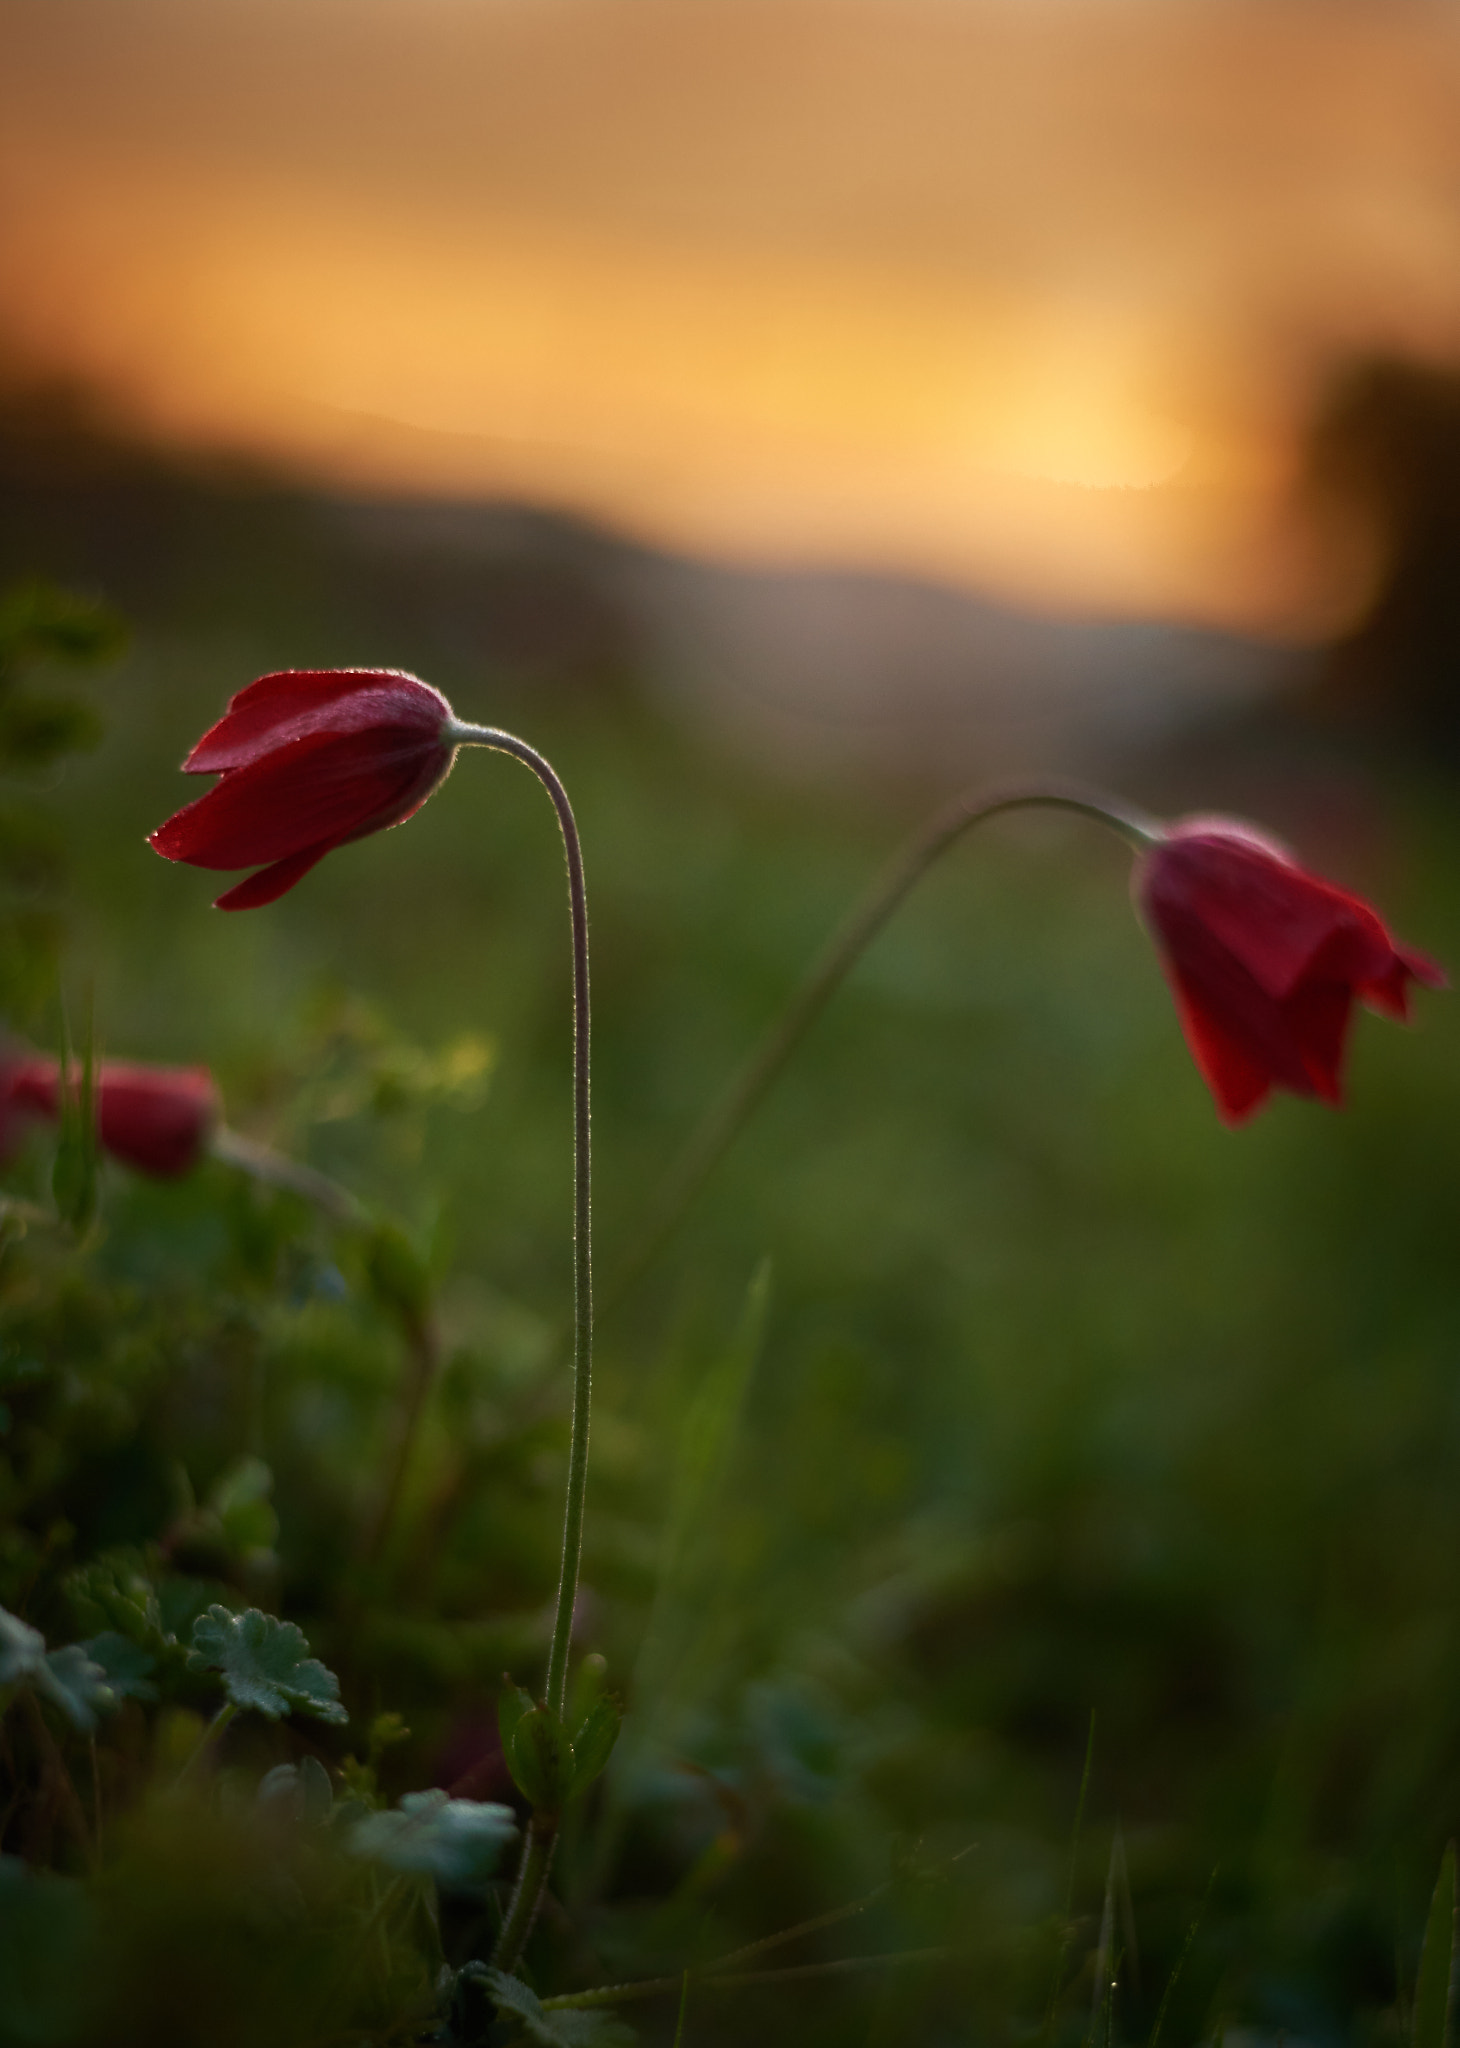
[0,1604,45,1686]
[481,1969,637,2046]
[348,1789,517,1893]
[499,1677,535,1757]
[208,1456,280,1559]
[188,1605,348,1724]
[363,1222,433,1335]
[568,1694,622,1800]
[1414,1843,1457,2048]
[84,1632,158,1703]
[507,1704,576,1813]
[37,1644,113,1732]
[64,1553,165,1647]
[257,1757,334,1825]
[0,1604,114,1728]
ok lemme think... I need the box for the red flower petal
[213,844,335,911]
[184,669,449,774]
[1138,817,1442,1121]
[1144,832,1392,1002]
[94,1064,219,1176]
[0,1055,218,1176]
[1167,975,1273,1124]
[1281,977,1353,1103]
[150,728,448,869]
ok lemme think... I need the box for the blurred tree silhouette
[1305,355,1460,757]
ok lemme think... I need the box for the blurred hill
[0,383,1289,782]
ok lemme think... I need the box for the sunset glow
[6,0,1460,634]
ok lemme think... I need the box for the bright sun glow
[5,0,1460,637]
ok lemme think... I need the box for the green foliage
[0,580,123,1025]
[2,536,1459,2042]
[50,1012,97,1237]
[499,1674,621,1809]
[475,1969,637,2046]
[506,1704,577,1814]
[568,1692,622,1799]
[0,1603,113,1730]
[0,1857,93,2047]
[187,1606,347,1724]
[348,1789,517,1892]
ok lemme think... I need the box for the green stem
[606,780,1159,1307]
[492,1816,557,1976]
[449,720,592,1967]
[174,1699,238,1785]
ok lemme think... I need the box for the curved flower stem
[209,1126,369,1226]
[605,779,1160,1310]
[448,720,592,1974]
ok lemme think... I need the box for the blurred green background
[0,395,1457,2046]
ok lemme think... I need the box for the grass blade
[1413,1843,1457,2048]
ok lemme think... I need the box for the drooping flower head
[1,1054,220,1177]
[149,669,456,909]
[1136,816,1444,1123]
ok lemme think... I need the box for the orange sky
[5,0,1460,633]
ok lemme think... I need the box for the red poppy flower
[149,669,456,909]
[1,1055,220,1177]
[1136,817,1444,1124]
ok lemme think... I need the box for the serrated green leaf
[349,1789,517,1893]
[84,1632,158,1703]
[188,1605,348,1724]
[569,1695,622,1800]
[0,1605,113,1727]
[37,1644,113,1731]
[0,1604,45,1686]
[1414,1843,1457,2048]
[483,1969,636,2046]
[508,1705,575,1813]
[64,1553,165,1647]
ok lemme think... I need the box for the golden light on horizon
[6,0,1460,636]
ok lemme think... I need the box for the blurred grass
[2,461,1459,2040]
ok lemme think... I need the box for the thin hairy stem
[542,1949,957,2012]
[449,720,592,1971]
[606,780,1158,1306]
[492,1818,557,1978]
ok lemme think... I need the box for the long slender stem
[606,779,1158,1307]
[448,720,592,1971]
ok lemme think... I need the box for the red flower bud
[149,669,456,909]
[1,1055,220,1177]
[1136,817,1444,1124]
